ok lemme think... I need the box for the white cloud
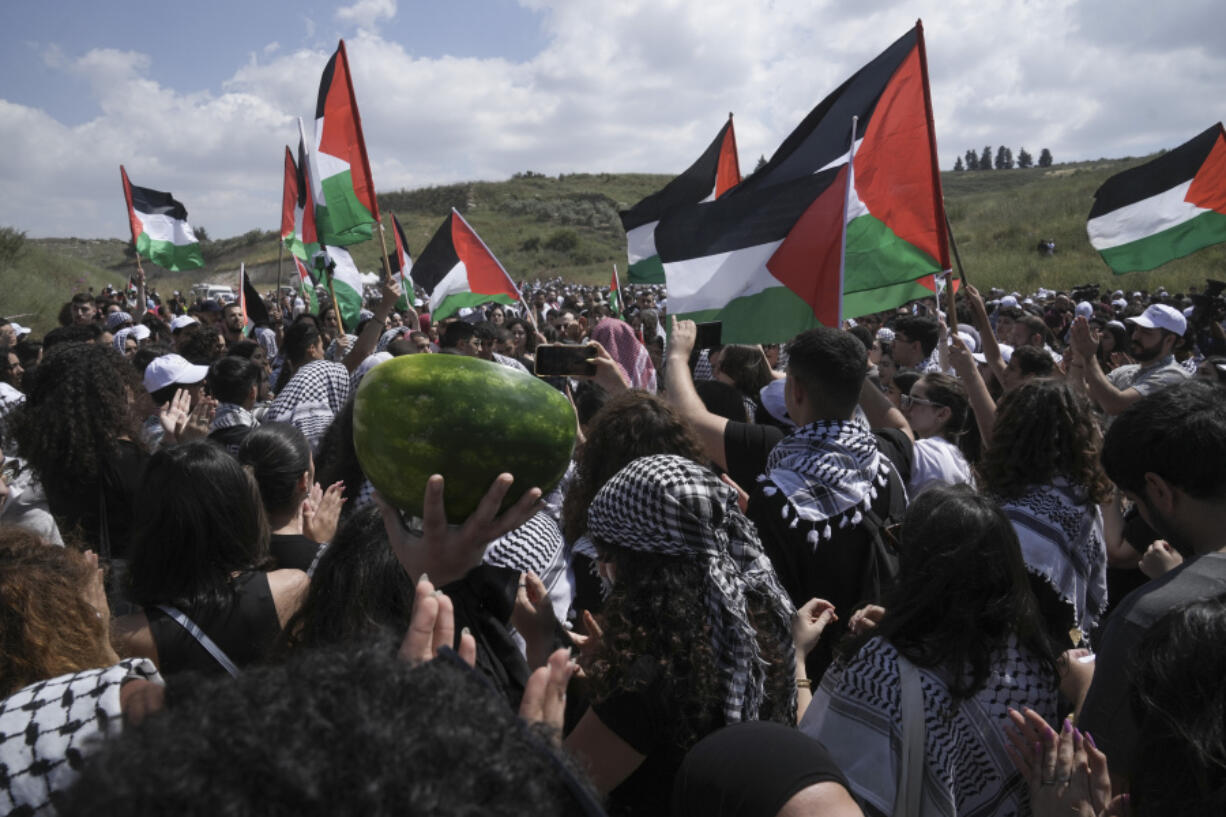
[335,0,396,32]
[1,0,1222,240]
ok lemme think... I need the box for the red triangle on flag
[450,214,520,301]
[766,167,848,327]
[1186,126,1226,215]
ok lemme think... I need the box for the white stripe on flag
[1088,180,1202,249]
[626,221,658,264]
[429,262,470,313]
[664,239,785,313]
[134,211,198,246]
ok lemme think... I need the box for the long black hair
[842,484,1057,698]
[238,422,312,517]
[128,441,271,615]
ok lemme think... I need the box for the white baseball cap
[144,354,208,393]
[169,315,199,332]
[1126,304,1187,336]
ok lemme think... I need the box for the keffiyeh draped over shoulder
[757,419,892,546]
[587,454,795,723]
[591,317,657,393]
[265,360,350,451]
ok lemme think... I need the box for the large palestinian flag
[620,115,741,284]
[310,39,379,247]
[120,166,205,271]
[411,208,520,322]
[656,24,949,342]
[1088,123,1226,274]
[287,120,323,265]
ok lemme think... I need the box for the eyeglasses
[900,394,943,410]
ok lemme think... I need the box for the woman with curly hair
[11,343,147,567]
[803,485,1059,817]
[0,528,164,813]
[978,378,1113,646]
[566,454,796,817]
[560,391,707,621]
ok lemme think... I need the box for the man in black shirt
[666,319,911,680]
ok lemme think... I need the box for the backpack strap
[154,604,240,678]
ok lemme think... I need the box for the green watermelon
[352,354,576,522]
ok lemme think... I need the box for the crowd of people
[2,270,1226,815]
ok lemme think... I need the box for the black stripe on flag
[409,212,460,295]
[656,165,840,261]
[739,27,917,195]
[619,119,734,232]
[242,268,270,325]
[315,47,338,121]
[1089,123,1223,219]
[128,184,189,220]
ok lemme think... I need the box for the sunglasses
[900,394,943,410]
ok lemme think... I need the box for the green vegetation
[5,155,1224,333]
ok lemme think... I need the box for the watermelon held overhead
[353,354,576,522]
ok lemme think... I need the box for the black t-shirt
[725,421,913,681]
[269,533,324,573]
[591,656,688,817]
[45,438,148,562]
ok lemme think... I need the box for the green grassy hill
[3,156,1223,334]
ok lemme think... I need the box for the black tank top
[146,572,281,676]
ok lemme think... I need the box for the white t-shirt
[908,435,973,497]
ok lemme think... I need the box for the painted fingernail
[419,572,430,585]
[1085,731,1096,749]
[1063,717,1072,734]
[461,627,470,637]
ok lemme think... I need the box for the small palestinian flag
[609,264,623,318]
[126,277,138,298]
[620,114,741,284]
[656,23,949,342]
[294,255,320,315]
[1088,123,1226,274]
[310,39,379,247]
[389,213,413,311]
[239,262,270,336]
[411,208,520,322]
[285,122,322,264]
[313,245,364,332]
[120,166,205,271]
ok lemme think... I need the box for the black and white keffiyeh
[265,360,350,451]
[587,454,795,724]
[210,401,259,431]
[486,511,572,622]
[996,479,1108,635]
[757,419,892,546]
[0,659,162,814]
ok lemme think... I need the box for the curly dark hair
[59,641,598,816]
[10,343,141,493]
[586,546,794,752]
[842,485,1058,699]
[978,378,1111,502]
[314,395,366,522]
[0,529,116,697]
[1130,594,1226,815]
[560,391,707,543]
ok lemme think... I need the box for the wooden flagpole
[276,242,284,309]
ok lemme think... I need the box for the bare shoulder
[111,611,160,665]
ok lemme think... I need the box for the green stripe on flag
[844,212,941,293]
[431,291,519,323]
[672,285,823,345]
[626,255,667,284]
[317,170,375,246]
[1096,209,1226,274]
[843,278,935,320]
[136,233,204,271]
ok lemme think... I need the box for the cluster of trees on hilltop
[954,146,1052,171]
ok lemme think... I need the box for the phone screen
[694,321,723,349]
[534,344,596,377]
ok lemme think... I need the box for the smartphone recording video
[534,344,597,377]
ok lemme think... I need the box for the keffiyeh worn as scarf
[587,455,795,724]
[757,419,892,547]
[590,317,657,393]
[265,360,350,451]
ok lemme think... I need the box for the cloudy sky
[2,0,1222,239]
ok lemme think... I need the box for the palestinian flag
[610,264,623,318]
[294,255,320,315]
[389,213,413,311]
[286,122,322,264]
[313,245,364,332]
[1088,123,1226,274]
[411,208,520,322]
[310,39,379,247]
[620,114,741,284]
[239,262,269,335]
[656,23,949,343]
[120,166,205,271]
[126,277,138,298]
